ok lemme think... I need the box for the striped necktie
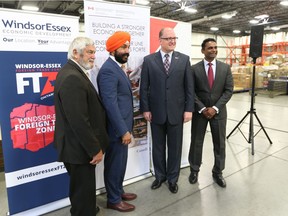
[164,54,170,74]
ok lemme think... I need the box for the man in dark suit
[97,31,136,212]
[188,38,234,188]
[54,37,109,216]
[140,27,194,194]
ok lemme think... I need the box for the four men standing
[54,29,233,214]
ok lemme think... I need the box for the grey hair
[67,37,95,59]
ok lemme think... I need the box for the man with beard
[97,31,136,212]
[54,37,109,215]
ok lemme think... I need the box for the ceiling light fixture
[280,1,288,6]
[189,10,237,24]
[264,24,288,31]
[222,14,233,19]
[250,14,270,24]
[233,30,241,34]
[249,19,259,24]
[254,14,269,19]
[174,1,197,13]
[21,5,39,12]
[184,7,197,13]
[222,11,237,19]
[210,27,219,31]
[136,0,150,5]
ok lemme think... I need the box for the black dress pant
[151,121,183,184]
[189,113,226,174]
[64,163,97,216]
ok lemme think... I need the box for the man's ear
[110,50,115,56]
[72,49,78,59]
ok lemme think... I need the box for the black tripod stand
[227,57,272,155]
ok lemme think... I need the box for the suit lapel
[154,51,180,76]
[68,59,84,76]
[198,60,211,89]
[68,60,102,100]
[90,69,98,90]
[68,59,91,83]
[213,60,221,88]
[205,60,220,90]
[108,58,132,93]
[168,52,179,75]
[154,51,167,75]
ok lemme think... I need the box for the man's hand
[183,112,193,123]
[143,111,152,122]
[122,131,132,145]
[202,107,216,119]
[90,150,103,165]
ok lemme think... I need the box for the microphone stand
[227,57,272,155]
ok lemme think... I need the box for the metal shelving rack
[227,41,288,95]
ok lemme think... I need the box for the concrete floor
[1,92,288,216]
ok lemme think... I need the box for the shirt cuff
[199,107,206,114]
[212,106,219,114]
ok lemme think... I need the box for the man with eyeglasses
[140,27,194,194]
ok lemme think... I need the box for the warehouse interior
[1,0,288,36]
[0,1,288,216]
[1,94,288,216]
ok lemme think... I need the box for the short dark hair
[201,38,216,50]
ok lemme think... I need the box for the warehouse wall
[190,32,235,65]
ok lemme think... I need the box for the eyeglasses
[161,37,178,42]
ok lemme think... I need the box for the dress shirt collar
[203,59,216,67]
[160,50,173,61]
[203,59,216,77]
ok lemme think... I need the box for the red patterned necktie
[164,54,170,74]
[208,62,214,89]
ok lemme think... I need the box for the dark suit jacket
[192,60,234,118]
[54,59,109,164]
[140,51,194,125]
[97,57,133,141]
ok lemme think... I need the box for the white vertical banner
[84,0,151,189]
[0,8,79,215]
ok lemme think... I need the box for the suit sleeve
[214,64,234,110]
[140,57,150,112]
[58,74,101,158]
[192,65,206,112]
[184,56,195,112]
[98,67,129,137]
